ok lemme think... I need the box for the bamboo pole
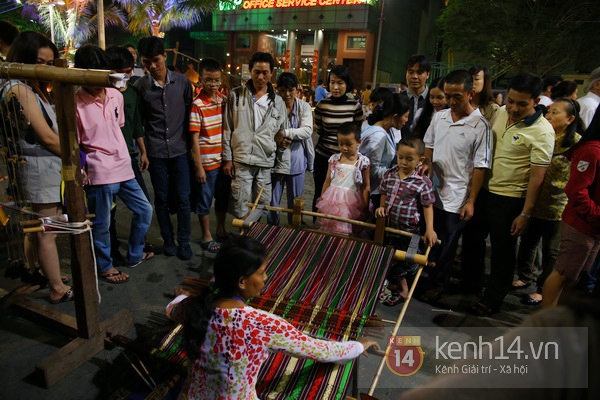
[0,62,114,87]
[366,246,432,396]
[234,202,440,243]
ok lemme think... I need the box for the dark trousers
[426,207,467,292]
[516,217,561,293]
[460,189,489,291]
[214,165,231,214]
[148,155,191,245]
[481,191,525,310]
[312,153,329,213]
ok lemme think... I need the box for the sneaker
[164,241,177,257]
[177,243,193,260]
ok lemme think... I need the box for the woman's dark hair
[413,76,446,139]
[367,92,410,127]
[74,44,109,70]
[575,105,600,147]
[550,80,578,100]
[6,31,58,103]
[552,98,582,149]
[328,65,354,93]
[183,236,267,360]
[277,71,298,89]
[468,65,495,109]
[369,87,391,104]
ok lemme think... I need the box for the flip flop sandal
[511,280,531,290]
[200,240,221,254]
[383,290,406,306]
[378,287,392,303]
[49,288,74,304]
[99,270,130,284]
[127,252,155,268]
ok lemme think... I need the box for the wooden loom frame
[0,61,133,387]
[232,196,437,399]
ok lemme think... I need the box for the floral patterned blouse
[167,297,364,400]
[533,132,581,221]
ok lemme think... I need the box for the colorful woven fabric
[246,223,394,400]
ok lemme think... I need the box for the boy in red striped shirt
[190,58,225,253]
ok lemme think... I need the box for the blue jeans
[148,155,191,245]
[86,179,153,273]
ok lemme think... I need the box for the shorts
[553,221,600,282]
[193,168,219,215]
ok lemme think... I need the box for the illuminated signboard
[219,0,376,10]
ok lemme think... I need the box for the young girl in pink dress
[316,122,371,234]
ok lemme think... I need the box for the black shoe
[521,295,542,306]
[164,241,177,257]
[144,242,163,255]
[177,243,193,260]
[469,301,498,317]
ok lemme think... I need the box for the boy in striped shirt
[190,58,224,253]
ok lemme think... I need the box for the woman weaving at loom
[166,236,380,399]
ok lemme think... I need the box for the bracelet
[519,213,531,219]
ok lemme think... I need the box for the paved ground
[0,171,539,400]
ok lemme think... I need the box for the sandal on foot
[200,240,220,253]
[49,288,74,304]
[127,252,155,268]
[521,295,542,306]
[383,290,406,306]
[100,270,129,284]
[511,280,531,289]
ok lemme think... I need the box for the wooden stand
[1,61,133,387]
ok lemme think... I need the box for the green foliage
[0,8,45,33]
[22,0,127,49]
[438,0,600,75]
[116,0,220,37]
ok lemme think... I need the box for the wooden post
[53,59,101,338]
[292,196,304,228]
[0,60,134,387]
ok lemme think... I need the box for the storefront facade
[198,0,443,89]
